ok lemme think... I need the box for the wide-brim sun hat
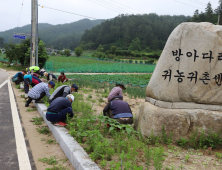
[116,83,126,90]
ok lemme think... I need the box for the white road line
[0,68,6,72]
[0,79,8,89]
[8,80,32,170]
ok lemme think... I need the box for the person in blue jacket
[12,71,27,85]
[46,94,74,127]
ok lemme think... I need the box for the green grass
[47,139,57,144]
[38,156,58,165]
[31,116,44,125]
[37,126,50,134]
[26,108,37,112]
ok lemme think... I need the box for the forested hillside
[79,14,190,51]
[0,19,102,50]
[187,2,219,24]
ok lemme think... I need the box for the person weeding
[24,74,42,98]
[25,81,55,107]
[103,95,133,124]
[44,72,57,82]
[58,72,68,83]
[39,68,46,77]
[26,66,40,74]
[108,83,126,102]
[12,71,27,85]
[46,94,74,127]
[49,84,78,104]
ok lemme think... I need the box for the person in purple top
[103,95,133,124]
[108,83,126,102]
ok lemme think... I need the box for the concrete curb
[34,102,101,170]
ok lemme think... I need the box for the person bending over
[12,71,27,85]
[25,81,55,107]
[24,74,42,98]
[103,96,133,125]
[49,84,78,104]
[46,94,74,127]
[26,66,40,74]
[108,83,126,102]
[44,72,57,82]
[39,68,46,77]
[58,72,68,83]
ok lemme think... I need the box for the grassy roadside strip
[42,81,222,170]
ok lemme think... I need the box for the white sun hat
[66,94,75,102]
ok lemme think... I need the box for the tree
[64,49,71,57]
[0,49,1,54]
[111,46,117,55]
[4,42,19,63]
[97,45,104,52]
[25,40,48,67]
[75,47,83,56]
[0,37,4,48]
[129,37,141,51]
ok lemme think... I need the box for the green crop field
[67,74,151,87]
[45,56,156,73]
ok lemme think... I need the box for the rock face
[136,22,222,139]
[146,22,222,105]
[135,102,222,140]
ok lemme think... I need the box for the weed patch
[31,116,44,125]
[37,126,50,134]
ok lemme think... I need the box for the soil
[7,70,74,170]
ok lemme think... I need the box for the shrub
[75,47,83,57]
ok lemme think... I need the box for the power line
[38,5,106,21]
[93,0,134,14]
[189,0,206,6]
[110,0,145,13]
[173,0,205,10]
[17,0,25,32]
[87,0,122,13]
[192,0,207,5]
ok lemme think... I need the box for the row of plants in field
[67,74,151,87]
[45,56,156,73]
[70,79,146,99]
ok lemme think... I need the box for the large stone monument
[135,22,222,140]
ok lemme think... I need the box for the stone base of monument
[135,98,222,141]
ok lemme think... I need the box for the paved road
[0,70,19,170]
[0,69,32,170]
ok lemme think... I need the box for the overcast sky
[0,0,219,32]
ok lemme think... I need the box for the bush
[93,52,105,59]
[75,47,83,57]
[64,49,71,57]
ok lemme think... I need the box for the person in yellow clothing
[26,66,40,74]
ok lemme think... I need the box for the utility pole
[218,4,222,25]
[30,0,37,66]
[36,0,39,66]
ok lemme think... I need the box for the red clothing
[32,73,39,78]
[32,78,39,85]
[58,75,68,82]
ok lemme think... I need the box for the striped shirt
[28,82,51,99]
